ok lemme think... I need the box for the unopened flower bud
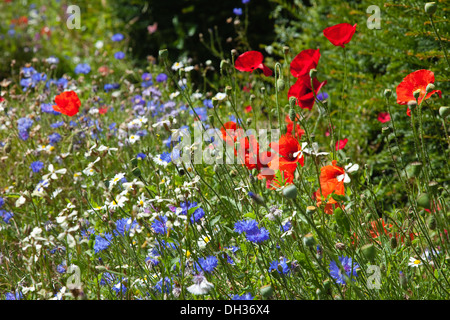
[424,2,437,15]
[158,49,168,59]
[246,118,252,125]
[407,161,422,177]
[428,180,439,194]
[283,46,290,55]
[407,100,417,110]
[417,192,431,209]
[306,206,317,215]
[427,215,437,230]
[277,78,285,91]
[412,90,421,100]
[225,85,232,95]
[260,284,273,299]
[231,49,237,57]
[220,60,230,73]
[426,83,435,93]
[211,97,219,108]
[384,89,392,98]
[439,106,450,118]
[289,96,297,108]
[361,243,377,261]
[390,236,398,249]
[289,108,296,122]
[309,68,317,79]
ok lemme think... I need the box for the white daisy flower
[337,163,359,183]
[169,91,180,100]
[187,274,214,295]
[128,134,140,144]
[171,61,184,71]
[408,257,423,267]
[214,92,227,100]
[42,164,67,180]
[109,172,125,189]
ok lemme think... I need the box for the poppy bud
[309,68,317,79]
[361,243,377,262]
[179,68,185,78]
[260,284,273,299]
[439,106,450,118]
[289,96,297,108]
[131,158,138,168]
[158,49,168,59]
[381,126,391,136]
[225,85,232,96]
[4,142,11,153]
[390,236,398,249]
[220,60,230,73]
[277,78,285,91]
[306,206,317,215]
[417,193,431,209]
[303,233,316,248]
[246,118,252,125]
[407,100,417,110]
[384,89,392,98]
[407,161,422,177]
[428,180,439,194]
[335,242,346,250]
[427,215,437,230]
[283,46,290,55]
[399,271,407,289]
[211,97,219,108]
[231,49,237,57]
[413,89,421,100]
[177,166,185,176]
[282,184,298,199]
[323,279,331,291]
[426,83,435,93]
[250,94,256,102]
[260,86,265,93]
[424,2,437,15]
[289,108,296,122]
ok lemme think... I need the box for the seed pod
[439,106,450,118]
[260,284,273,299]
[309,68,317,79]
[303,233,316,248]
[132,167,141,177]
[407,161,422,177]
[428,181,439,194]
[282,184,298,199]
[384,89,392,98]
[158,49,168,59]
[289,108,296,122]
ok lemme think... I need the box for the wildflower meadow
[0,0,449,307]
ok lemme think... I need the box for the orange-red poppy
[52,91,81,117]
[315,160,345,214]
[288,75,327,110]
[323,23,357,48]
[270,134,305,175]
[396,69,442,107]
[220,121,244,147]
[285,114,305,140]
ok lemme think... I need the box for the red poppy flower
[236,135,260,170]
[396,69,442,107]
[323,23,357,48]
[220,121,244,147]
[99,106,108,114]
[235,51,273,77]
[288,75,327,110]
[52,91,81,117]
[290,49,321,78]
[40,26,51,37]
[335,138,348,150]
[377,112,391,123]
[315,160,345,214]
[244,105,252,113]
[270,134,305,174]
[284,114,305,139]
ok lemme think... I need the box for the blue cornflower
[114,218,140,236]
[41,103,60,115]
[74,63,91,74]
[281,221,291,232]
[189,107,207,121]
[245,227,270,243]
[17,117,33,131]
[114,51,125,60]
[136,153,147,160]
[1,210,14,224]
[94,233,113,253]
[80,227,95,239]
[22,66,36,78]
[268,257,291,275]
[111,33,124,41]
[0,197,4,208]
[48,132,62,145]
[203,99,213,109]
[5,292,23,300]
[46,56,59,64]
[56,261,67,273]
[50,121,65,128]
[156,73,168,82]
[141,73,152,81]
[20,78,32,89]
[233,8,243,15]
[316,92,329,102]
[104,83,114,92]
[242,0,250,3]
[234,219,259,234]
[179,201,205,224]
[231,292,253,300]
[151,215,168,234]
[154,277,172,294]
[194,256,218,274]
[100,272,115,285]
[112,279,127,295]
[329,256,359,285]
[160,151,172,163]
[56,77,68,89]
